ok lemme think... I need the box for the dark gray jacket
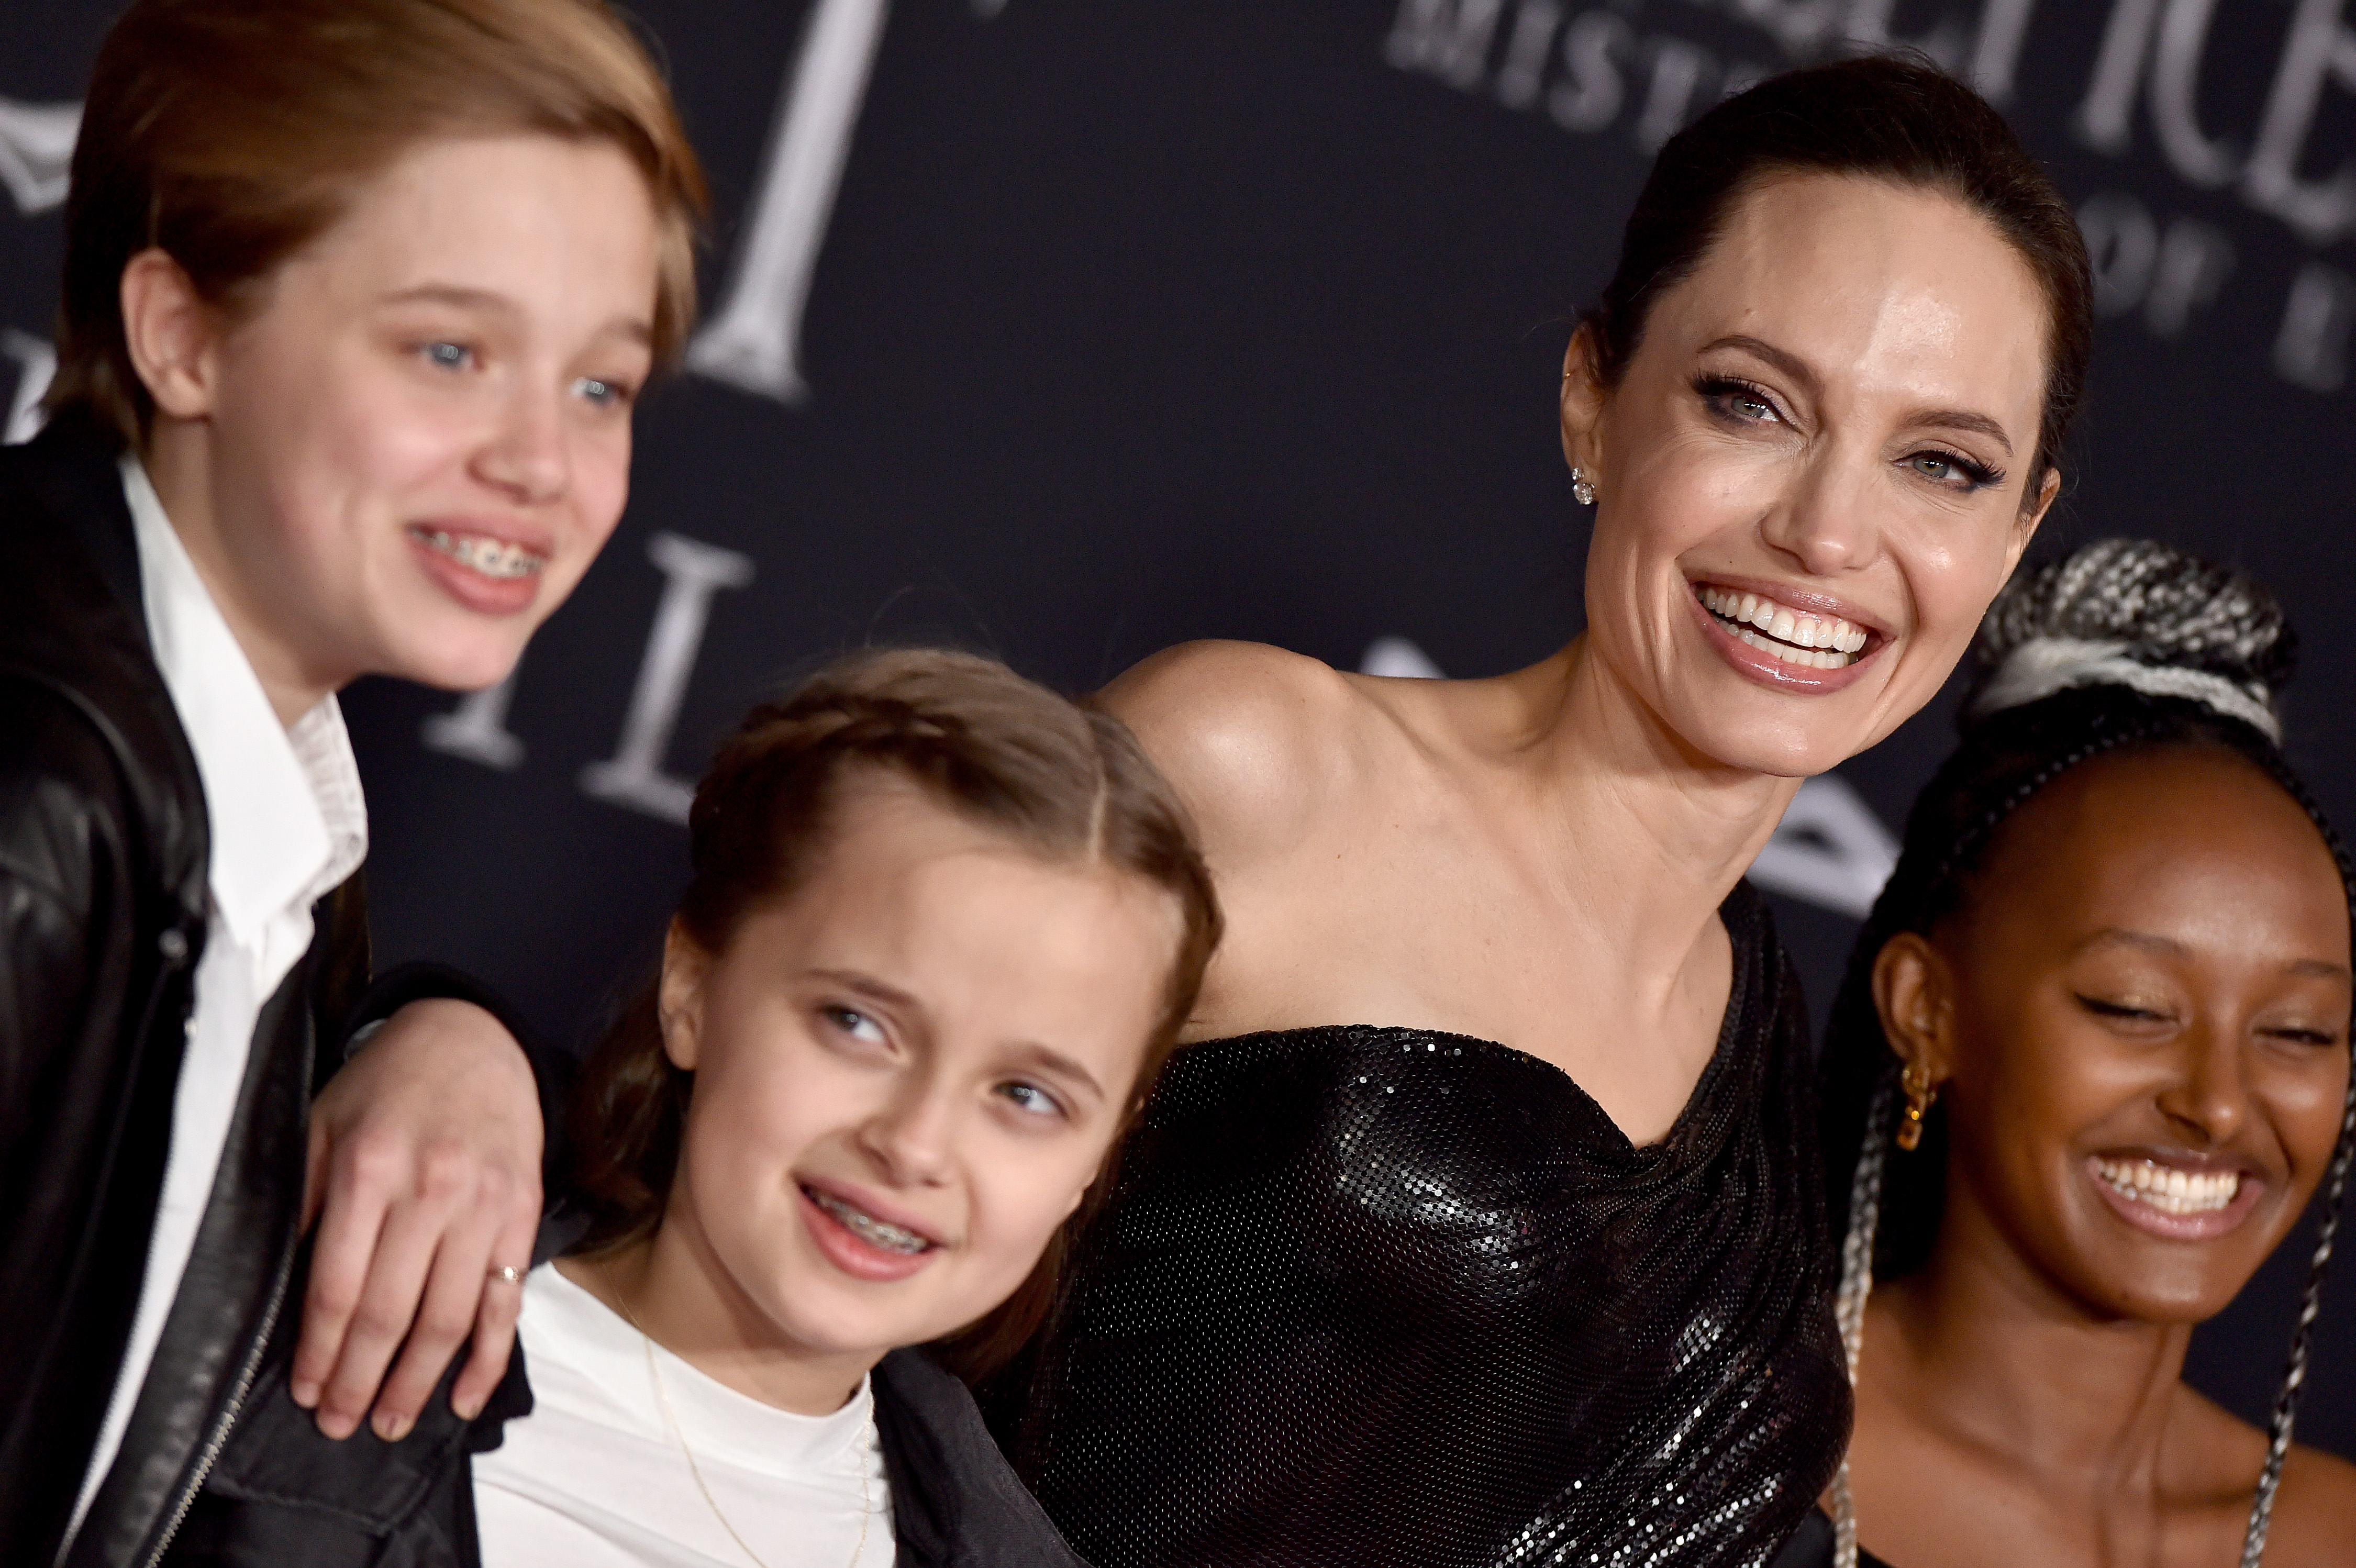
[161,1291,1096,1568]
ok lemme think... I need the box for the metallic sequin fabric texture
[1003,883,1851,1567]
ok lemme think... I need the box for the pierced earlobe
[1896,1060,1939,1151]
[1571,466,1597,507]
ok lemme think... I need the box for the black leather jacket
[0,413,370,1568]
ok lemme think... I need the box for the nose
[473,379,572,505]
[2154,1023,2250,1146]
[1758,446,1877,579]
[855,1074,958,1187]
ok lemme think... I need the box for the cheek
[1886,524,2016,652]
[1950,1023,2112,1207]
[235,365,476,550]
[682,1040,829,1190]
[962,1140,1099,1275]
[2265,1054,2353,1187]
[564,425,635,550]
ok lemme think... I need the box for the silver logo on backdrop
[1385,0,2356,395]
[0,96,73,433]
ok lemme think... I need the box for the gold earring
[1896,1061,1938,1151]
[1571,466,1596,506]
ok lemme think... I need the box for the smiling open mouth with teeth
[807,1186,933,1255]
[412,526,547,581]
[1695,584,1869,670]
[2094,1156,2243,1215]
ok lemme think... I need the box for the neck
[142,420,342,727]
[1507,636,1803,975]
[1874,1198,2191,1486]
[564,1213,881,1418]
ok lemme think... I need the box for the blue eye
[573,375,631,408]
[997,1082,1064,1119]
[422,341,473,371]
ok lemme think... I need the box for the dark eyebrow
[2076,929,2188,961]
[1908,407,2015,459]
[2077,931,2352,983]
[1703,333,2017,459]
[1701,334,1818,394]
[2290,958,2355,982]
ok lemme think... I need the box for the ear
[1871,931,1957,1088]
[119,249,224,424]
[657,919,713,1073]
[2005,464,2062,574]
[1559,323,1608,478]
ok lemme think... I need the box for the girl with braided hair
[1792,540,2356,1568]
[154,648,1222,1566]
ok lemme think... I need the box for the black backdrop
[6,0,2354,1463]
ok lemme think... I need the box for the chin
[779,1296,931,1362]
[387,626,534,693]
[1672,699,1859,779]
[2077,1252,2236,1325]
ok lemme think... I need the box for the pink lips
[406,521,551,617]
[795,1180,943,1284]
[2085,1154,2266,1243]
[1687,583,1881,695]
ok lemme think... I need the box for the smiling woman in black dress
[992,56,2096,1568]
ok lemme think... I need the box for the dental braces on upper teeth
[1696,585,1866,670]
[419,528,546,581]
[812,1189,930,1254]
[2094,1156,2242,1215]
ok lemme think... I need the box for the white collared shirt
[61,458,370,1553]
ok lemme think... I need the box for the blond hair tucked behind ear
[51,0,708,447]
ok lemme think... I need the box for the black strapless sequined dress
[999,881,1850,1568]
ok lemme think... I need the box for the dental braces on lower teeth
[812,1190,929,1254]
[1696,585,1866,670]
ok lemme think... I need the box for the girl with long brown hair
[161,649,1220,1568]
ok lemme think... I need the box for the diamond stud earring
[1571,467,1596,506]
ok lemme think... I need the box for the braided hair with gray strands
[1816,539,2356,1568]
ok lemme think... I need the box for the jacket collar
[871,1347,1086,1568]
[0,409,209,928]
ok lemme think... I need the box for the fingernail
[373,1411,410,1442]
[319,1413,355,1440]
[454,1395,483,1421]
[290,1379,318,1408]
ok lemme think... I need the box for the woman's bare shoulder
[2264,1441,2356,1564]
[1098,641,1381,867]
[2172,1386,2356,1564]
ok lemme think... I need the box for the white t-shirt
[63,458,369,1556]
[473,1265,896,1568]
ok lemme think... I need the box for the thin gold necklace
[615,1293,873,1568]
